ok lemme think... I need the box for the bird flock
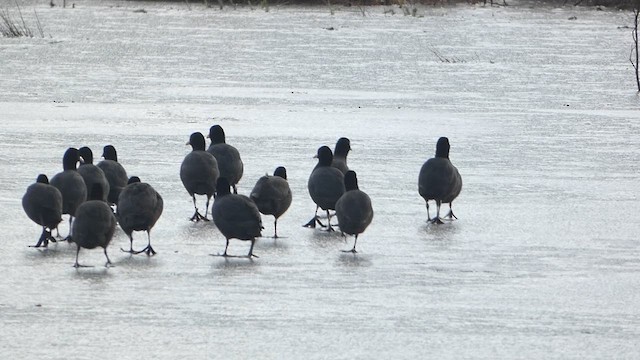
[22,124,462,267]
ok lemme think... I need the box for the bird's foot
[73,263,93,268]
[30,236,48,248]
[341,248,358,253]
[190,211,209,222]
[444,211,458,220]
[64,235,73,243]
[211,252,230,257]
[303,216,327,228]
[123,246,157,256]
[133,245,156,256]
[303,217,317,228]
[430,217,445,225]
[210,252,258,259]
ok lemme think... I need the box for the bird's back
[77,164,110,203]
[50,170,87,215]
[117,183,163,234]
[207,143,243,186]
[212,194,262,240]
[22,183,63,228]
[97,159,128,204]
[72,200,117,249]
[335,190,373,236]
[331,156,349,175]
[308,167,345,211]
[180,151,219,196]
[250,175,292,218]
[418,158,457,201]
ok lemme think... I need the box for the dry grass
[0,2,44,38]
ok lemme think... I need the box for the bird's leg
[204,195,211,220]
[341,235,358,253]
[72,245,90,268]
[38,216,58,243]
[30,227,49,248]
[425,201,432,222]
[232,184,238,194]
[45,227,57,243]
[190,195,209,222]
[273,218,279,238]
[223,238,230,256]
[63,216,74,242]
[145,231,156,255]
[104,248,112,267]
[326,210,336,232]
[431,201,444,224]
[444,202,458,220]
[247,239,259,258]
[42,227,57,246]
[121,234,135,253]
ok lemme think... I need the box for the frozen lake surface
[1,0,639,358]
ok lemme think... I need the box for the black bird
[96,145,128,206]
[77,146,110,203]
[418,137,462,224]
[304,146,345,231]
[117,176,163,256]
[71,185,117,267]
[332,137,351,174]
[50,147,87,241]
[207,125,244,194]
[22,174,63,247]
[335,171,373,253]
[180,132,219,221]
[250,166,292,238]
[211,177,263,258]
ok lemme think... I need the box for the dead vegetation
[0,2,44,38]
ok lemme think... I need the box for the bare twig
[15,0,32,37]
[326,0,334,15]
[631,6,640,91]
[34,9,44,38]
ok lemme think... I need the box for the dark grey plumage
[96,145,128,206]
[418,137,462,224]
[180,132,219,221]
[50,147,87,241]
[212,177,262,258]
[331,137,351,174]
[77,146,110,203]
[304,146,345,231]
[207,125,244,194]
[117,176,163,256]
[22,174,63,247]
[335,171,373,253]
[71,185,117,267]
[250,166,292,238]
